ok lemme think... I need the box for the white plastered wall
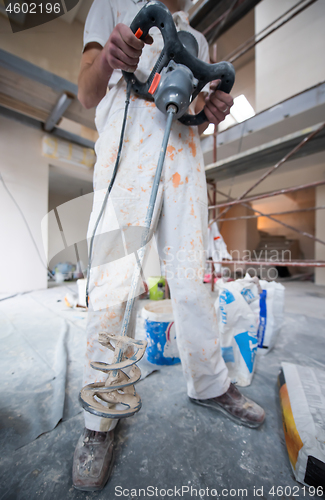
[255,0,325,112]
[0,117,49,293]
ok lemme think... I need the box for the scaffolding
[206,122,325,290]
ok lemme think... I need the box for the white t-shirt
[83,0,210,87]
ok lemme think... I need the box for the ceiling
[189,0,262,45]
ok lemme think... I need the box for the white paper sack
[257,280,285,353]
[214,274,260,387]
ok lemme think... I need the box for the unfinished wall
[219,204,260,259]
[47,169,93,272]
[215,9,256,109]
[252,189,315,261]
[0,117,49,293]
[0,14,83,84]
[255,0,325,112]
[233,59,255,111]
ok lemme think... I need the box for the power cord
[85,80,132,307]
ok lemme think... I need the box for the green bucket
[147,276,166,301]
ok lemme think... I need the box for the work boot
[72,428,115,491]
[189,383,265,428]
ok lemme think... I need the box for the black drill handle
[123,0,235,126]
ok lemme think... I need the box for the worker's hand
[204,79,234,126]
[101,23,153,73]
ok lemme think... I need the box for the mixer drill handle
[122,0,235,126]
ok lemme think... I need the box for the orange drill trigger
[149,73,161,95]
[135,28,143,39]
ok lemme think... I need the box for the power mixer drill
[80,0,235,420]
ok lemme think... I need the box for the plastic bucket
[142,300,180,365]
[147,276,165,300]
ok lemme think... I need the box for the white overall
[83,2,230,432]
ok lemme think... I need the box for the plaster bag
[257,280,285,354]
[214,274,260,386]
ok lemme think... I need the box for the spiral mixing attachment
[80,332,147,418]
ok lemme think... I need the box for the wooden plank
[0,66,60,114]
[0,92,49,121]
[0,49,78,95]
[0,66,96,130]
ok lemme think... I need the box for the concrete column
[0,117,48,293]
[315,184,325,285]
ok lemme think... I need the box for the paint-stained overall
[83,1,230,431]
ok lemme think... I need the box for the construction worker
[73,0,265,491]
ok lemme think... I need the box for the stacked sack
[214,274,285,386]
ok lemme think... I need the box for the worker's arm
[196,80,234,136]
[78,24,151,109]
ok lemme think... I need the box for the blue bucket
[142,300,180,365]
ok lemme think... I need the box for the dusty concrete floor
[1,281,325,500]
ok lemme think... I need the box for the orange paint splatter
[109,152,117,164]
[172,172,181,188]
[178,148,183,153]
[185,176,188,183]
[188,128,197,157]
[127,187,133,192]
[167,145,176,161]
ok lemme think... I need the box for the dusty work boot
[72,428,115,491]
[189,383,265,429]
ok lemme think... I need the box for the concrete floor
[1,281,325,500]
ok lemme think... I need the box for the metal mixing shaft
[80,106,177,419]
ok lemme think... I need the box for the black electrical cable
[0,171,54,279]
[85,80,132,307]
